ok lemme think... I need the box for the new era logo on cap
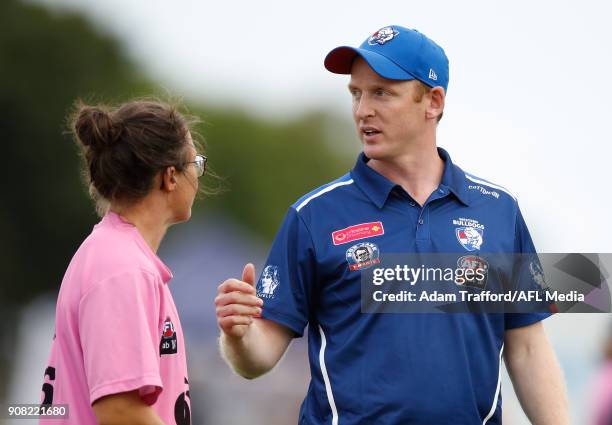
[429,69,438,81]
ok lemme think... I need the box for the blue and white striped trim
[319,325,339,425]
[295,179,354,212]
[482,343,504,424]
[465,172,516,201]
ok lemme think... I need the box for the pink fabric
[594,362,612,425]
[40,212,190,425]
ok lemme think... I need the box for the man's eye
[375,89,385,96]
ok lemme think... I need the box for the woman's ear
[160,166,178,192]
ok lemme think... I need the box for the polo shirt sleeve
[258,207,316,337]
[78,269,163,404]
[504,204,554,330]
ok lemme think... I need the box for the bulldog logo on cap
[368,26,399,45]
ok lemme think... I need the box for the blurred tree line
[0,0,353,306]
[0,0,354,396]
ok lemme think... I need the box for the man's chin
[363,144,392,161]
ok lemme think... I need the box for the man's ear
[425,86,445,121]
[160,166,178,192]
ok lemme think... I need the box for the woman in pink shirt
[593,324,612,425]
[40,99,206,425]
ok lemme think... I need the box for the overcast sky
[31,0,612,251]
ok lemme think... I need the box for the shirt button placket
[415,207,430,243]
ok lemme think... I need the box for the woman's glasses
[185,154,207,177]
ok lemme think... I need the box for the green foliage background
[0,0,354,306]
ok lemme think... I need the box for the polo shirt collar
[350,147,471,208]
[438,147,471,206]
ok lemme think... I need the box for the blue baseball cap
[324,25,449,92]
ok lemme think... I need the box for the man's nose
[355,95,375,119]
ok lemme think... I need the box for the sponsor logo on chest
[331,221,384,245]
[346,242,380,271]
[468,185,500,199]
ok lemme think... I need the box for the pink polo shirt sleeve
[78,268,164,404]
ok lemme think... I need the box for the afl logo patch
[346,242,380,271]
[368,26,399,45]
[160,317,177,356]
[457,255,489,289]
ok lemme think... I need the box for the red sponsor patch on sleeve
[332,221,384,245]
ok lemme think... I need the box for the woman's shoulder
[66,221,164,294]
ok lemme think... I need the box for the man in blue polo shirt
[215,25,569,424]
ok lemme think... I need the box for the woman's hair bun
[73,105,121,150]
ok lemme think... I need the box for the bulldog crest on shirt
[453,217,485,251]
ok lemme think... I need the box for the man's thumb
[242,263,256,287]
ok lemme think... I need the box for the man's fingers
[215,291,263,308]
[216,264,262,338]
[218,315,253,329]
[217,278,256,295]
[216,304,262,318]
[242,263,256,288]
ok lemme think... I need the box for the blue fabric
[258,148,551,424]
[325,25,450,91]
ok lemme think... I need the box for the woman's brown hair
[70,98,202,215]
